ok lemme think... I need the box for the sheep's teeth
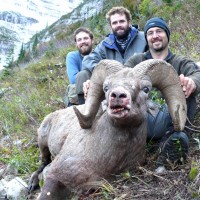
[112,107,125,113]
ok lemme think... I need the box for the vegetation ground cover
[0,0,199,199]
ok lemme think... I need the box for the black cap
[144,17,170,41]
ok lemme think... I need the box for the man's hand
[179,74,196,98]
[83,80,91,99]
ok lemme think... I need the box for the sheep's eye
[103,85,109,92]
[143,87,149,93]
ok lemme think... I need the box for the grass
[0,61,68,176]
[0,0,199,199]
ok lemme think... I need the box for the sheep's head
[102,74,152,126]
[74,59,187,131]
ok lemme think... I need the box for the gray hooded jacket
[82,25,147,72]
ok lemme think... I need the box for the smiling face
[146,27,169,52]
[75,31,93,56]
[110,13,131,39]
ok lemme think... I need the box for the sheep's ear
[74,60,124,129]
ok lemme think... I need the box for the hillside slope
[0,0,199,199]
[19,0,200,68]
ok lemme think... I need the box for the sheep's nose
[110,91,127,100]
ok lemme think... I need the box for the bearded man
[124,17,200,168]
[66,27,93,84]
[65,27,93,106]
[75,6,147,104]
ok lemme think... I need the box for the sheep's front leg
[38,176,70,200]
[28,146,51,193]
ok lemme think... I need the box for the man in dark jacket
[76,6,147,104]
[125,17,200,168]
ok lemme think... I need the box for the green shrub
[139,0,157,18]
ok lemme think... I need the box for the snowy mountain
[0,0,83,69]
[37,0,105,43]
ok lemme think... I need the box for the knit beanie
[144,17,170,41]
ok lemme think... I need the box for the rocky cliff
[0,0,83,69]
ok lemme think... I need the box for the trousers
[147,96,197,140]
[75,69,91,94]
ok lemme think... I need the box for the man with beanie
[75,6,147,104]
[125,17,200,168]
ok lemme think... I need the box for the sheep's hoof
[28,173,40,194]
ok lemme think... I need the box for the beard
[112,25,130,40]
[78,44,92,56]
[151,39,168,52]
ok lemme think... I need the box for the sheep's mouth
[111,105,128,112]
[109,104,130,118]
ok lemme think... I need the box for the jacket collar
[103,26,139,49]
[144,50,173,61]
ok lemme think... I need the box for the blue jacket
[66,51,83,84]
[82,26,147,72]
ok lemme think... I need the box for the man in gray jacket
[76,6,147,104]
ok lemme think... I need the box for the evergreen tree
[5,47,14,69]
[32,33,39,56]
[17,43,26,63]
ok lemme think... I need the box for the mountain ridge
[0,0,83,69]
[0,11,38,25]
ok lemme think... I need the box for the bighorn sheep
[29,59,187,200]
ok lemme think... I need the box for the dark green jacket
[124,50,200,96]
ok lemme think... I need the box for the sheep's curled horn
[73,59,187,131]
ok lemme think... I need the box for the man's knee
[76,70,91,94]
[147,105,173,140]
